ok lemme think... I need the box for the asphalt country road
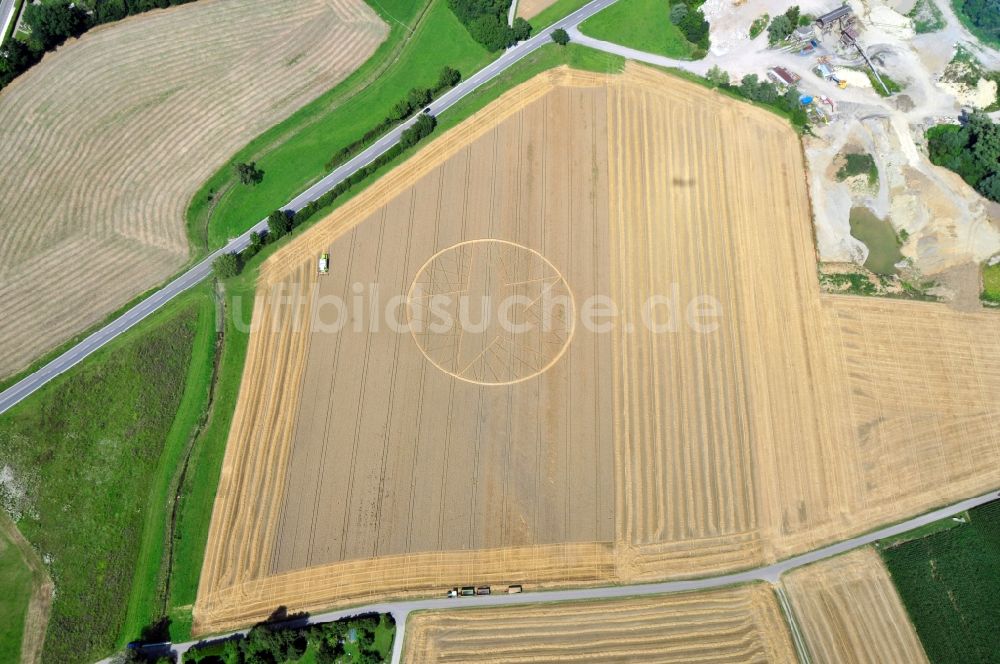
[148,488,996,664]
[0,0,17,43]
[0,0,618,417]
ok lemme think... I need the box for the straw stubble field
[783,548,929,664]
[0,0,386,378]
[195,63,1000,633]
[402,584,797,663]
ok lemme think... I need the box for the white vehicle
[318,252,329,274]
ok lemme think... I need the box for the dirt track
[783,548,928,664]
[402,584,796,663]
[195,64,1000,633]
[0,0,385,378]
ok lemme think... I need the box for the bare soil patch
[516,0,560,19]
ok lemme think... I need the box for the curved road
[0,0,618,417]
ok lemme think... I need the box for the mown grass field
[526,0,591,28]
[188,0,494,250]
[0,284,215,662]
[881,500,1000,663]
[0,520,35,663]
[578,0,695,59]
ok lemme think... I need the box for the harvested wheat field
[0,0,386,378]
[195,63,1000,632]
[783,548,928,664]
[402,584,796,663]
[516,0,560,19]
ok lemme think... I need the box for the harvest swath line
[0,0,622,417]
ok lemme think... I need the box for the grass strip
[579,0,697,59]
[0,284,212,661]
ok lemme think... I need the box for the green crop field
[881,500,1000,663]
[187,0,494,250]
[579,0,697,59]
[0,284,216,662]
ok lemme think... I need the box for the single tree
[784,5,801,27]
[551,28,570,45]
[234,161,264,185]
[213,253,241,279]
[512,17,532,42]
[669,3,689,25]
[706,65,729,87]
[267,209,293,239]
[437,65,462,89]
[767,14,794,44]
[250,230,265,251]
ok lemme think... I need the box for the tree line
[955,0,1000,47]
[705,66,809,129]
[325,65,461,171]
[214,114,440,279]
[0,0,199,92]
[128,612,394,663]
[447,0,531,51]
[928,111,1000,203]
[668,0,710,55]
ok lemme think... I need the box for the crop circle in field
[406,239,575,386]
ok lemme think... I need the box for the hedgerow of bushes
[324,66,461,171]
[447,0,531,51]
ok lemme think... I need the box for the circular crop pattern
[407,239,575,385]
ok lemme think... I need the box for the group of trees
[955,0,1000,47]
[668,0,710,51]
[766,4,807,45]
[0,0,198,92]
[326,65,461,170]
[182,613,393,664]
[551,28,570,46]
[399,113,437,148]
[447,0,531,51]
[234,162,264,186]
[928,111,1000,203]
[704,66,809,129]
